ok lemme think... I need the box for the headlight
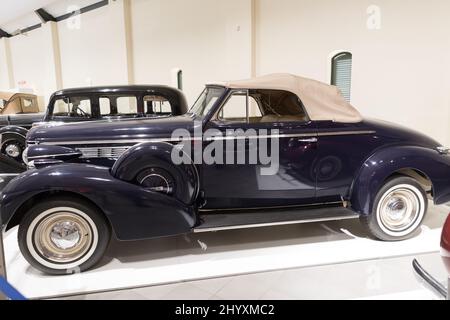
[22,147,29,164]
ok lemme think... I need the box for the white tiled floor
[59,252,448,300]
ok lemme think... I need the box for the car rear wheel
[18,198,111,275]
[360,176,427,241]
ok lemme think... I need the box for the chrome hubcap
[5,144,20,158]
[50,221,81,250]
[34,212,92,263]
[379,188,420,232]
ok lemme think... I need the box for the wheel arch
[350,145,450,215]
[5,190,113,235]
[0,125,28,138]
[381,168,433,194]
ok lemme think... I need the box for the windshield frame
[189,85,227,118]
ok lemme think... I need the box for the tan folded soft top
[0,91,39,114]
[210,73,362,123]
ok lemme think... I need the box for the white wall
[0,0,450,145]
[0,39,12,89]
[7,23,61,109]
[256,0,450,145]
[131,0,253,103]
[57,1,130,89]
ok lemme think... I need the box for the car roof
[208,73,362,123]
[52,85,181,96]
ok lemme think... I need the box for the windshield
[189,86,225,117]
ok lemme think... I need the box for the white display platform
[4,204,449,299]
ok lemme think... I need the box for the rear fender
[350,145,450,215]
[1,163,196,240]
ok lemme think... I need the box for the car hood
[27,114,198,144]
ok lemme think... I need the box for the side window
[99,97,111,115]
[218,90,306,123]
[256,89,308,123]
[52,97,91,119]
[116,96,137,114]
[21,98,34,109]
[144,95,172,116]
[218,92,261,123]
[99,96,139,116]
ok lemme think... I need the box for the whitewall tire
[18,197,111,275]
[360,176,428,241]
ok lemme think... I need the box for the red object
[441,214,450,276]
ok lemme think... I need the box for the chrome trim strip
[193,213,359,233]
[318,130,375,137]
[28,152,81,160]
[204,133,317,141]
[34,131,376,145]
[33,137,202,146]
[31,130,375,146]
[0,173,20,177]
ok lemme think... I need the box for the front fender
[112,142,199,205]
[1,163,196,240]
[350,145,450,215]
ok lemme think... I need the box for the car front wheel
[18,197,111,275]
[360,176,428,241]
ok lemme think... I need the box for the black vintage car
[0,85,187,164]
[3,74,450,274]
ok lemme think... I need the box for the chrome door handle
[297,137,318,143]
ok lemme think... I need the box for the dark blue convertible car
[2,73,450,274]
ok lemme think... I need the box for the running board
[194,205,359,233]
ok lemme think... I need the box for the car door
[202,89,318,209]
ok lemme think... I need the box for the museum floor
[2,203,449,300]
[57,252,447,300]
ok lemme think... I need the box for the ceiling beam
[0,29,11,38]
[35,8,56,23]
